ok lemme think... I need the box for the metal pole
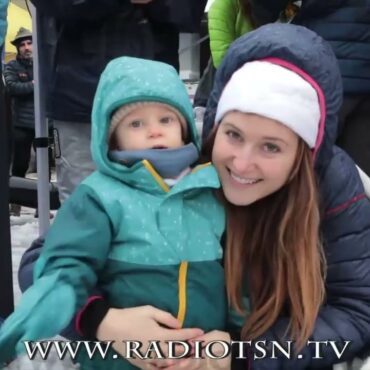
[30,3,50,236]
[0,45,14,318]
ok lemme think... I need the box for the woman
[19,24,370,370]
[203,23,370,370]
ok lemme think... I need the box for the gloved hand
[0,273,76,363]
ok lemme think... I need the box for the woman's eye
[225,130,242,141]
[160,116,174,124]
[263,143,280,153]
[129,120,143,128]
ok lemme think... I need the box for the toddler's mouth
[152,145,168,149]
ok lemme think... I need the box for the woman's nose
[232,149,257,173]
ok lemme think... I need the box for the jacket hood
[204,23,343,173]
[91,57,199,182]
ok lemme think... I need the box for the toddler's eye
[160,116,175,124]
[129,120,143,128]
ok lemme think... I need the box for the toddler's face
[113,104,184,151]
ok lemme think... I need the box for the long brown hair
[204,127,326,351]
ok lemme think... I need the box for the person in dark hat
[4,27,34,216]
[10,27,33,55]
[0,0,13,322]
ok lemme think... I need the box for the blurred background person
[4,27,34,217]
[0,0,13,323]
[208,0,254,68]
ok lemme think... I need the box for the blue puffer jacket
[249,0,370,94]
[204,24,370,370]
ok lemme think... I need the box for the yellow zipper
[142,160,170,192]
[191,162,211,174]
[177,261,188,326]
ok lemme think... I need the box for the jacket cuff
[75,296,109,340]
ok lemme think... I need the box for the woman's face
[212,111,299,206]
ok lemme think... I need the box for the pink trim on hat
[261,58,326,161]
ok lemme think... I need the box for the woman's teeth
[230,172,261,184]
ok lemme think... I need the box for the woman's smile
[228,169,263,186]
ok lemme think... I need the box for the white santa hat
[215,61,321,148]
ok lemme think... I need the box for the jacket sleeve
[29,0,132,21]
[250,151,370,370]
[17,234,101,341]
[3,63,33,96]
[0,185,112,363]
[208,0,239,68]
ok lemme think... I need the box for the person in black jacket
[0,0,13,321]
[4,28,35,216]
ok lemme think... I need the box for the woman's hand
[96,305,204,369]
[158,330,232,370]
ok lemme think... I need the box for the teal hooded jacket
[0,57,226,369]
